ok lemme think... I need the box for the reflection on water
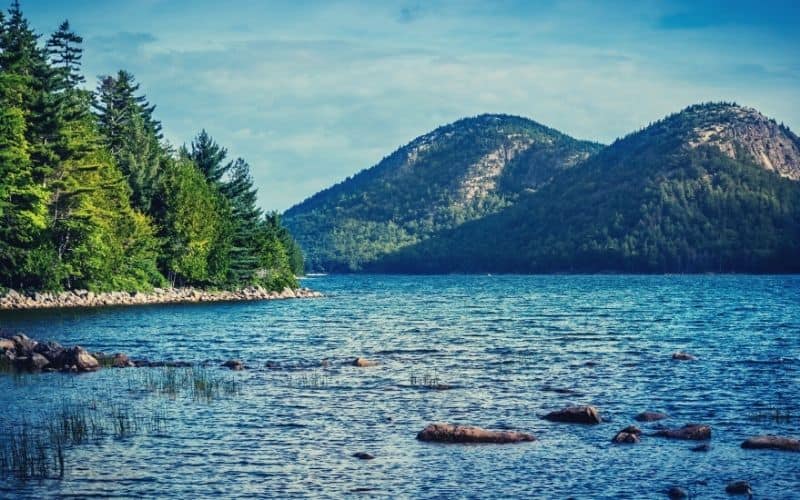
[1,275,799,498]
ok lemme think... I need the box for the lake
[1,275,799,498]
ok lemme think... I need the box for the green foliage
[0,3,302,293]
[284,114,601,271]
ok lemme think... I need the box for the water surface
[1,275,799,498]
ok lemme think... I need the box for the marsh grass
[0,401,167,481]
[748,406,798,424]
[133,366,241,402]
[408,372,451,390]
[288,370,331,389]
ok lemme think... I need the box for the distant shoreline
[0,286,322,311]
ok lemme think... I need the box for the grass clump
[135,366,241,402]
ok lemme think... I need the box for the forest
[0,2,302,293]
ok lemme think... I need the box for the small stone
[353,357,378,367]
[223,359,245,371]
[635,411,668,422]
[543,405,602,424]
[667,486,688,499]
[352,452,375,460]
[612,425,642,444]
[417,423,535,444]
[725,480,752,495]
[654,424,711,441]
[741,435,800,452]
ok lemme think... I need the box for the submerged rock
[741,435,800,452]
[222,359,245,371]
[667,486,688,499]
[635,411,668,422]
[654,424,711,441]
[416,423,535,444]
[111,353,134,368]
[353,357,378,368]
[352,452,375,460]
[690,443,711,452]
[725,480,752,495]
[543,405,601,424]
[672,351,697,361]
[612,425,642,444]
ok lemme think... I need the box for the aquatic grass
[748,406,798,424]
[132,366,241,402]
[408,371,453,390]
[0,400,167,481]
[288,370,331,389]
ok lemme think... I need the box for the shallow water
[1,275,799,499]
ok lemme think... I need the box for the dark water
[1,275,799,499]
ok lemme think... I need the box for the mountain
[370,103,800,273]
[284,114,602,271]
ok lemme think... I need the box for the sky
[19,0,800,211]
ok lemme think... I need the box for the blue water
[1,275,799,499]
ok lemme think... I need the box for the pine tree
[188,129,230,184]
[224,158,263,283]
[93,70,163,212]
[0,71,48,289]
[45,20,84,90]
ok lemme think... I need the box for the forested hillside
[371,103,800,273]
[0,2,302,292]
[284,114,602,271]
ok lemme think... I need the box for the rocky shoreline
[0,286,322,311]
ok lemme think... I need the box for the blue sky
[20,0,800,211]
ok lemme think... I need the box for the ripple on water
[1,275,799,498]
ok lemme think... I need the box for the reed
[134,366,241,402]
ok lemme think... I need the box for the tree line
[0,1,302,292]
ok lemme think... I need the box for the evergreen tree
[188,129,230,184]
[45,20,83,90]
[93,70,163,212]
[0,71,48,289]
[223,158,263,283]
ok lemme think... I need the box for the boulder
[352,452,375,460]
[34,341,65,364]
[353,357,378,368]
[223,359,245,371]
[26,353,50,371]
[11,334,37,355]
[59,346,100,372]
[672,351,697,361]
[543,405,601,424]
[667,486,688,499]
[741,435,800,452]
[612,425,642,444]
[111,353,134,368]
[725,480,752,495]
[635,411,668,422]
[654,424,711,441]
[0,338,15,351]
[416,423,535,444]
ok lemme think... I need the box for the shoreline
[0,286,322,311]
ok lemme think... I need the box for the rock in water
[667,486,688,499]
[222,359,245,371]
[60,346,100,372]
[543,405,602,424]
[725,480,752,495]
[416,423,535,444]
[672,351,697,361]
[352,452,375,460]
[27,353,50,371]
[111,353,134,368]
[612,426,642,444]
[0,338,15,351]
[654,424,711,441]
[635,411,668,422]
[11,334,37,355]
[690,443,711,452]
[741,435,800,452]
[352,357,378,367]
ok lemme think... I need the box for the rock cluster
[0,334,105,373]
[0,286,322,310]
[416,423,535,444]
